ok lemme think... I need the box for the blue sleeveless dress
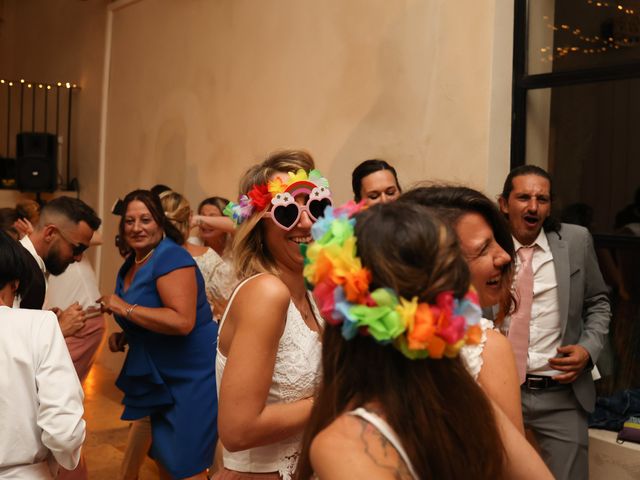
[114,237,218,478]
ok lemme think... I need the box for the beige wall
[0,0,107,213]
[101,0,513,290]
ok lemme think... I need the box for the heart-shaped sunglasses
[266,185,332,231]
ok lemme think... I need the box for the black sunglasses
[56,227,90,256]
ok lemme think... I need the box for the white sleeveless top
[216,274,323,479]
[192,247,237,313]
[348,408,418,480]
[459,317,494,380]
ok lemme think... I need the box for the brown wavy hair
[232,149,315,280]
[296,203,505,479]
[399,184,516,324]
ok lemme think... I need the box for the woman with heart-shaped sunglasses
[214,150,328,480]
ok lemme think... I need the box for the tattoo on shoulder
[356,417,413,480]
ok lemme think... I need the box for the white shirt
[0,307,85,478]
[20,235,45,274]
[44,257,100,311]
[508,229,563,376]
[14,236,47,308]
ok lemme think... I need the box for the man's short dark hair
[500,165,554,201]
[500,165,560,234]
[40,196,101,230]
[0,230,33,297]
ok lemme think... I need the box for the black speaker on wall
[16,132,57,192]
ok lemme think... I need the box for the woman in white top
[399,185,524,433]
[161,190,236,317]
[215,150,331,480]
[0,230,85,479]
[192,196,233,257]
[296,202,550,479]
[190,197,238,316]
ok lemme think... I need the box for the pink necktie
[509,246,535,385]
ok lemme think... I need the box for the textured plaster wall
[101,0,513,291]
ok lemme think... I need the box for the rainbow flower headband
[302,202,482,359]
[223,169,331,225]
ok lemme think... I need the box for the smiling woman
[351,159,401,206]
[398,185,524,434]
[100,190,218,480]
[214,150,327,480]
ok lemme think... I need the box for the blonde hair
[233,149,315,279]
[160,190,191,240]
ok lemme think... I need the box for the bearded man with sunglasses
[17,196,101,336]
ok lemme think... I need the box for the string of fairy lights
[0,79,79,89]
[0,78,80,160]
[537,1,640,63]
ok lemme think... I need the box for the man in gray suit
[499,165,610,480]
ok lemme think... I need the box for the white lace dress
[216,275,323,479]
[460,318,495,380]
[193,248,237,317]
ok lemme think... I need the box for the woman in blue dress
[99,190,217,480]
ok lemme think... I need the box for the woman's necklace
[134,248,154,264]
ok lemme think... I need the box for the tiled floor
[82,363,158,479]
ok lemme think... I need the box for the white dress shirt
[508,229,563,376]
[0,307,85,479]
[14,236,47,308]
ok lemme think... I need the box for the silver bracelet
[125,303,138,319]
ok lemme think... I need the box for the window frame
[510,0,640,168]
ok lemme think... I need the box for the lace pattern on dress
[271,299,322,402]
[193,249,237,316]
[460,317,494,380]
[270,298,322,479]
[216,278,322,480]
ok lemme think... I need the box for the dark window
[512,0,640,394]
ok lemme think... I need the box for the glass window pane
[528,0,640,74]
[526,80,640,234]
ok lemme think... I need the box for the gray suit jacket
[547,223,611,412]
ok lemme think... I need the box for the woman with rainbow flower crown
[295,202,551,479]
[215,150,331,480]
